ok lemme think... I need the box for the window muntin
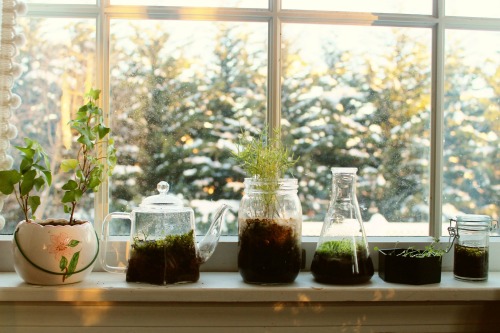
[282,0,432,15]
[442,29,500,235]
[282,24,432,236]
[1,17,96,235]
[109,19,268,235]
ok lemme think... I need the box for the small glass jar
[449,214,497,281]
[238,178,302,284]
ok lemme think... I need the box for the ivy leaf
[28,196,41,216]
[97,124,110,140]
[15,146,35,159]
[0,170,21,195]
[20,170,36,196]
[60,159,78,172]
[59,256,68,271]
[61,188,83,203]
[62,179,78,191]
[19,157,34,174]
[86,88,101,101]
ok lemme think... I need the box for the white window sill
[1,271,500,303]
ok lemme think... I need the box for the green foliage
[0,138,52,222]
[233,127,298,181]
[316,239,366,258]
[377,239,445,258]
[60,88,117,224]
[232,127,299,217]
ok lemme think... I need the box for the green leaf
[60,159,78,172]
[86,88,101,101]
[28,196,41,216]
[19,158,34,174]
[33,177,46,191]
[59,256,68,271]
[68,240,80,247]
[20,170,36,196]
[63,204,71,214]
[61,188,83,203]
[15,146,35,159]
[61,190,76,203]
[0,170,21,194]
[67,251,80,277]
[62,179,78,191]
[97,124,110,140]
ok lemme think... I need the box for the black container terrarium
[378,248,442,285]
[101,181,229,285]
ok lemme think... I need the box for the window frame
[1,0,499,272]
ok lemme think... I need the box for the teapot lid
[140,181,183,207]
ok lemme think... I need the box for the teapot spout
[198,204,230,263]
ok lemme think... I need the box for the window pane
[446,0,500,18]
[282,0,432,15]
[111,0,268,8]
[1,18,96,235]
[282,24,432,236]
[109,20,267,236]
[443,30,500,233]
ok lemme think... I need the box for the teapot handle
[198,204,230,264]
[100,212,131,273]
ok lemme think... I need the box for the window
[1,1,498,246]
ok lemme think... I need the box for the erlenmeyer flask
[311,167,374,284]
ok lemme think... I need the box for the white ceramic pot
[12,219,99,285]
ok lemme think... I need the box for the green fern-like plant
[232,127,298,218]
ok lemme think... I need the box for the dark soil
[311,251,374,284]
[126,230,200,285]
[454,244,489,280]
[238,218,301,284]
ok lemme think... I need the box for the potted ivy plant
[0,88,116,285]
[377,240,445,285]
[232,128,302,284]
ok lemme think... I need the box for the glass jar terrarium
[238,178,302,284]
[449,214,497,281]
[311,167,374,284]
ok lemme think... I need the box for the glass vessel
[101,181,229,285]
[311,167,374,284]
[449,214,497,281]
[238,178,302,284]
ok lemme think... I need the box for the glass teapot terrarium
[311,167,374,284]
[101,181,229,285]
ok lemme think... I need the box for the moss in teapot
[126,230,200,285]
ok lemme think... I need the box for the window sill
[1,271,500,303]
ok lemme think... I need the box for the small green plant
[0,88,116,225]
[232,127,298,217]
[375,238,445,258]
[60,88,117,224]
[0,138,52,222]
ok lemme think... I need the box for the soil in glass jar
[238,218,301,284]
[311,240,374,284]
[453,244,489,280]
[126,230,200,285]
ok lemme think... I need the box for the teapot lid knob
[157,181,170,195]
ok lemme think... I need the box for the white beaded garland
[0,0,26,229]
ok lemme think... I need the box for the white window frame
[1,0,499,272]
